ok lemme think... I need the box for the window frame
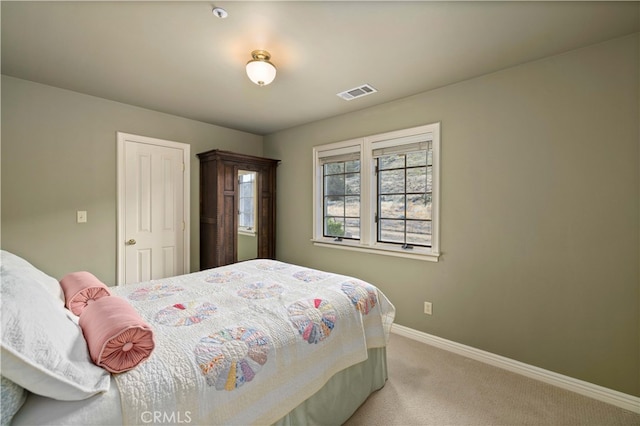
[322,157,361,241]
[238,170,257,236]
[312,122,441,262]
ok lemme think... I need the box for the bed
[0,250,395,425]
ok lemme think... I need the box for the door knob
[126,239,137,245]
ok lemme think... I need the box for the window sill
[311,239,440,262]
[238,229,256,237]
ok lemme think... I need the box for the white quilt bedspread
[111,260,395,425]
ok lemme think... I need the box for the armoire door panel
[222,193,237,265]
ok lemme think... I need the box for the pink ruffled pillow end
[60,271,111,316]
[79,296,155,374]
[96,326,155,373]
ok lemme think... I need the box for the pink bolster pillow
[60,271,111,316]
[79,296,155,374]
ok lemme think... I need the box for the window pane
[345,196,360,218]
[324,196,344,216]
[324,163,344,175]
[378,154,405,170]
[325,175,345,196]
[406,167,426,193]
[345,218,360,239]
[379,169,405,194]
[325,217,345,237]
[426,165,433,193]
[345,173,360,195]
[406,220,431,246]
[406,151,427,167]
[345,160,360,173]
[239,200,253,212]
[379,194,405,219]
[379,219,404,244]
[406,194,429,219]
[240,213,254,228]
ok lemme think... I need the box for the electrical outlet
[424,301,432,315]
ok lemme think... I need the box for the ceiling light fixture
[246,50,277,86]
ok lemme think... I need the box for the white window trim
[312,123,441,262]
[238,228,256,237]
[238,170,257,235]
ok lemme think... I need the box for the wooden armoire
[197,150,279,269]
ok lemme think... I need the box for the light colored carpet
[344,333,640,425]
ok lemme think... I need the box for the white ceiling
[2,1,639,135]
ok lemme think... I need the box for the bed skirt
[12,347,387,425]
[274,346,387,425]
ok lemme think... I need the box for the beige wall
[1,34,638,397]
[238,233,258,261]
[1,76,263,284]
[264,34,640,396]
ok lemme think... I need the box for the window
[375,141,432,248]
[312,123,440,261]
[323,157,361,240]
[238,170,256,234]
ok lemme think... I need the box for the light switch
[77,211,87,223]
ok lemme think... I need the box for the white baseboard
[391,324,640,414]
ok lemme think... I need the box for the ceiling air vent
[337,84,377,101]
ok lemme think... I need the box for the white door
[117,132,190,285]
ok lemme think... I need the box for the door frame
[116,132,190,285]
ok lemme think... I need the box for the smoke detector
[212,7,228,19]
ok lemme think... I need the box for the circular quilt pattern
[204,270,246,284]
[127,283,184,301]
[292,269,330,283]
[194,327,271,391]
[237,281,284,299]
[154,301,218,326]
[254,260,290,271]
[341,280,378,315]
[288,298,336,344]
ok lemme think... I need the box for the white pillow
[0,250,65,303]
[0,375,26,425]
[0,250,110,400]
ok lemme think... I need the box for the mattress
[12,347,387,425]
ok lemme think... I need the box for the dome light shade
[246,50,276,86]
